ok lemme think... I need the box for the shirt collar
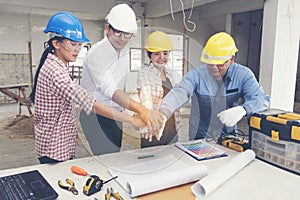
[104,37,129,57]
[223,63,234,85]
[47,53,68,70]
[149,63,171,78]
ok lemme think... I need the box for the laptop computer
[0,170,58,200]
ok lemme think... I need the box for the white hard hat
[105,3,137,34]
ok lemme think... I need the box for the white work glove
[217,106,246,127]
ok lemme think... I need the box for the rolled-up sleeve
[51,70,95,115]
[241,68,270,115]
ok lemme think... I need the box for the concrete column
[259,0,300,111]
[226,14,232,34]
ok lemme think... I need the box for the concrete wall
[0,53,31,102]
[0,54,30,85]
[0,12,102,66]
[0,11,102,102]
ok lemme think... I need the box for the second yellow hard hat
[200,32,238,65]
[145,31,173,52]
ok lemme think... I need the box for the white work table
[0,144,299,200]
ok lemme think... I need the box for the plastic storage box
[249,109,300,175]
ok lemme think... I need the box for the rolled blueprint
[109,155,208,198]
[127,164,208,197]
[191,149,255,198]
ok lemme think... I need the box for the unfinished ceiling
[0,0,263,21]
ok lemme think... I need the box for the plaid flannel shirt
[137,64,181,134]
[34,53,95,161]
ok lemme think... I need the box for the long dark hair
[29,37,64,103]
[147,51,152,66]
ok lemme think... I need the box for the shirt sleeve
[83,42,121,99]
[50,70,95,115]
[137,67,154,110]
[240,68,270,115]
[138,85,154,110]
[97,68,118,98]
[160,69,197,118]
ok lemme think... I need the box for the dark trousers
[38,156,62,164]
[79,111,122,155]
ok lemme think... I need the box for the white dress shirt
[81,37,129,111]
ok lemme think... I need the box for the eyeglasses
[109,25,133,39]
[61,40,84,51]
[215,58,231,67]
[223,59,231,64]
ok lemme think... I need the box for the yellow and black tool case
[248,109,300,175]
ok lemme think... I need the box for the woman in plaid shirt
[137,31,181,148]
[29,12,145,164]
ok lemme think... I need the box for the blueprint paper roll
[191,149,255,198]
[127,164,208,197]
[109,155,209,198]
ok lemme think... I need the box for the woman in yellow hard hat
[137,31,181,148]
[150,32,270,140]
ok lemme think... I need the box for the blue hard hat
[44,12,89,42]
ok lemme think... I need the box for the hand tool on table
[105,187,124,200]
[83,175,118,196]
[58,178,78,195]
[71,165,118,196]
[110,187,124,200]
[71,165,91,176]
[105,188,111,200]
[217,135,249,152]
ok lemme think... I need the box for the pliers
[105,188,111,200]
[105,187,124,200]
[58,178,78,195]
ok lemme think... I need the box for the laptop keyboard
[0,174,35,200]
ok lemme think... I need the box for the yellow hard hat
[200,32,238,65]
[145,31,173,52]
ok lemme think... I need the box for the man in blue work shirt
[154,32,270,140]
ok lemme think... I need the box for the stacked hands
[131,106,246,142]
[141,113,167,142]
[131,110,167,142]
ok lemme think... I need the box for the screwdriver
[71,166,90,176]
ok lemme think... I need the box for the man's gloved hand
[217,106,246,127]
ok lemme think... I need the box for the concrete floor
[0,103,37,169]
[0,102,249,171]
[0,103,92,170]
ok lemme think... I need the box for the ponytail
[29,37,63,103]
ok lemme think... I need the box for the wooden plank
[0,84,32,115]
[0,88,29,103]
[0,83,31,90]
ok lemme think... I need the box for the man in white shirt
[80,4,163,155]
